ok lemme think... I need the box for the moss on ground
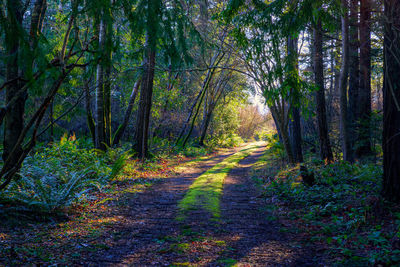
[177,145,259,220]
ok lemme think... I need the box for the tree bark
[357,0,372,157]
[270,105,295,163]
[3,0,47,162]
[176,51,222,146]
[3,0,24,163]
[199,109,213,146]
[314,19,333,162]
[339,0,354,162]
[95,15,106,150]
[382,0,400,202]
[348,0,359,157]
[133,36,156,159]
[104,11,113,147]
[287,36,303,163]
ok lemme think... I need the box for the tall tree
[382,0,400,202]
[313,19,333,162]
[348,0,359,157]
[339,0,354,162]
[95,9,107,150]
[3,0,24,164]
[357,0,372,157]
[287,35,304,163]
[3,0,47,164]
[133,0,160,159]
[95,0,112,150]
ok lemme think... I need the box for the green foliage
[207,133,244,148]
[9,166,90,212]
[110,151,133,180]
[257,145,400,265]
[182,146,209,158]
[0,135,129,213]
[207,98,245,148]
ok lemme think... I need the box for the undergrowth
[0,134,131,215]
[0,134,207,265]
[253,136,400,266]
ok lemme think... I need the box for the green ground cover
[177,144,260,220]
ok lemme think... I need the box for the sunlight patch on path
[177,143,262,220]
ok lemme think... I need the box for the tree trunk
[339,0,354,162]
[357,0,372,157]
[314,19,333,162]
[3,0,24,164]
[270,106,295,163]
[176,51,222,145]
[271,109,284,144]
[199,109,213,146]
[289,107,303,162]
[348,0,359,157]
[95,15,106,150]
[287,36,303,163]
[113,78,140,145]
[280,123,295,164]
[133,36,156,159]
[104,11,113,147]
[181,76,210,148]
[85,69,96,144]
[382,0,400,202]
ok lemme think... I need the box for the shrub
[182,146,208,158]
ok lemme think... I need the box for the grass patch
[216,257,237,266]
[177,144,260,220]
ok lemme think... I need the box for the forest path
[87,143,320,266]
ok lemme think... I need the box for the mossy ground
[177,144,260,220]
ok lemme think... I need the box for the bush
[182,146,208,158]
[206,133,244,148]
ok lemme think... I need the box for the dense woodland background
[1,0,400,265]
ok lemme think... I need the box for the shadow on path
[84,150,238,266]
[85,144,324,266]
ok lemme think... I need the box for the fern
[109,151,132,180]
[11,165,91,212]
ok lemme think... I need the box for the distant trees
[223,0,387,164]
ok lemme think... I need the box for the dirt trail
[85,144,322,266]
